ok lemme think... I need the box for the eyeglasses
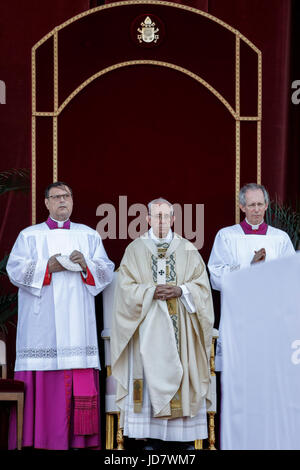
[150,214,173,220]
[47,193,72,201]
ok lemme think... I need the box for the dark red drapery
[0,0,297,254]
[0,0,298,450]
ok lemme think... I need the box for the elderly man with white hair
[111,198,214,450]
[208,183,295,370]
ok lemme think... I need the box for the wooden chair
[101,271,124,450]
[0,339,24,450]
[202,328,219,450]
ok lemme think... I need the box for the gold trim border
[32,1,261,54]
[54,31,59,114]
[53,30,58,182]
[31,47,36,224]
[235,35,240,221]
[35,61,237,118]
[31,1,262,226]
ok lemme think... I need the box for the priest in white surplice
[6,182,114,450]
[208,183,295,370]
[111,198,214,449]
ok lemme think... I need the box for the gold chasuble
[111,233,214,424]
[153,242,182,418]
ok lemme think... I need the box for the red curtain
[287,0,300,207]
[207,0,293,205]
[0,0,297,449]
[0,0,296,251]
[0,0,90,255]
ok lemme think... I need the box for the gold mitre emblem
[137,16,159,44]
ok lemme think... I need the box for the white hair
[147,197,174,215]
[239,183,269,206]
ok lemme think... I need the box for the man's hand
[251,248,266,264]
[154,284,182,300]
[48,254,66,273]
[69,250,87,271]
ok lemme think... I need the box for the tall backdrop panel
[32,1,262,265]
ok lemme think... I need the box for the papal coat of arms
[137,16,159,44]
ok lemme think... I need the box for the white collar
[245,218,264,230]
[50,216,69,228]
[149,227,173,245]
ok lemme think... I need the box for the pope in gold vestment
[111,228,214,442]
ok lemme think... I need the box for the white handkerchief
[56,255,82,272]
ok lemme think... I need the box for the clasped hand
[251,248,266,264]
[69,250,87,271]
[154,284,182,301]
[48,250,87,273]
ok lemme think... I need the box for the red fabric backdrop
[0,0,296,257]
[0,0,90,256]
[34,2,246,265]
[0,0,90,447]
[0,0,298,450]
[0,0,296,368]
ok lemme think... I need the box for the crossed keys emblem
[137,16,159,44]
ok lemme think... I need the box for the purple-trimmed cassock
[7,218,114,449]
[208,218,295,371]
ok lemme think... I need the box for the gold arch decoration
[31,0,262,224]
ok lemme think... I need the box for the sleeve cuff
[180,284,189,297]
[179,284,196,314]
[80,265,95,286]
[43,264,52,286]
